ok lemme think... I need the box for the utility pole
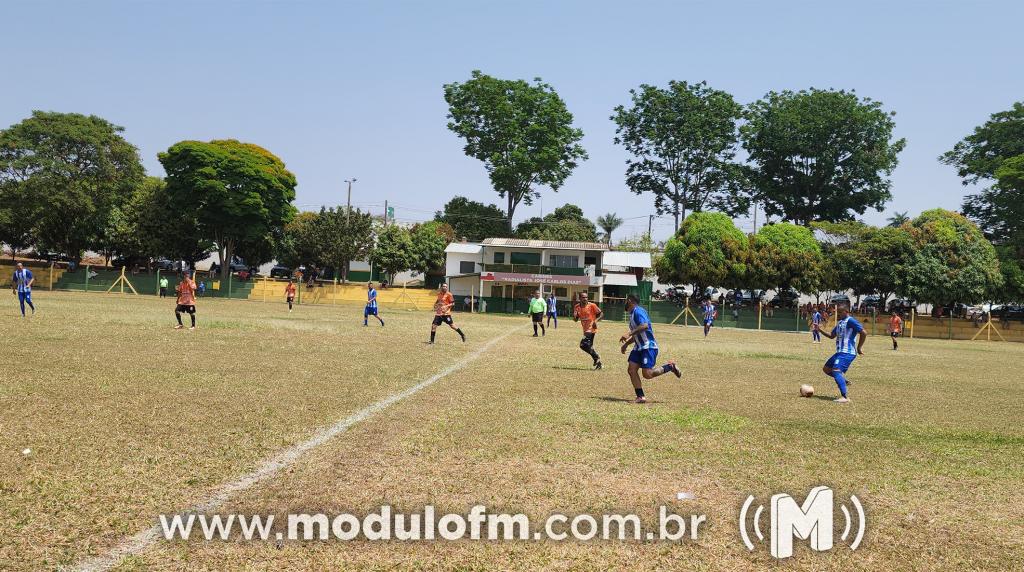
[383,200,388,225]
[344,178,357,218]
[647,214,654,239]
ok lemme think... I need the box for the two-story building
[444,238,651,313]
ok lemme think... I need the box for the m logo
[739,486,865,559]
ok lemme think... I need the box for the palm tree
[596,213,624,244]
[887,211,910,227]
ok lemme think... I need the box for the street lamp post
[344,178,357,217]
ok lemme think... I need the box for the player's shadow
[593,396,664,404]
[806,395,842,402]
[551,365,593,371]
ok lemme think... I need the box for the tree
[887,211,910,227]
[741,89,905,225]
[596,213,623,244]
[941,101,1024,185]
[815,221,915,304]
[444,70,587,232]
[0,111,145,259]
[313,207,375,283]
[159,139,297,281]
[655,212,748,294]
[371,223,416,284]
[961,154,1024,249]
[896,209,1002,306]
[614,233,661,279]
[748,222,823,293]
[612,80,748,231]
[275,211,321,270]
[515,204,598,242]
[433,196,509,241]
[409,221,454,277]
[0,182,36,260]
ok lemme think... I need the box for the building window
[549,254,578,268]
[510,252,541,265]
[493,252,505,264]
[459,261,476,274]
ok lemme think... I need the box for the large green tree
[748,222,823,293]
[941,101,1024,185]
[444,70,587,232]
[275,211,321,270]
[612,80,748,231]
[371,223,416,284]
[896,209,1002,306]
[433,196,509,241]
[515,204,598,242]
[815,221,915,304]
[409,221,454,277]
[741,89,905,225]
[0,111,145,258]
[655,212,748,294]
[159,139,297,281]
[313,207,375,283]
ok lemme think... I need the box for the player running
[819,303,866,403]
[285,279,297,312]
[174,274,198,330]
[811,307,823,343]
[429,283,465,344]
[529,291,546,336]
[701,298,716,338]
[620,295,681,404]
[546,292,558,329]
[365,282,384,327]
[573,292,603,370]
[887,311,903,351]
[11,262,35,317]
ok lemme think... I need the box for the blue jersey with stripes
[629,305,658,350]
[13,269,33,292]
[546,296,556,313]
[832,316,864,355]
[812,311,822,325]
[366,288,378,309]
[703,303,715,320]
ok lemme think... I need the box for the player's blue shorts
[18,291,32,303]
[825,352,856,373]
[703,318,714,326]
[364,305,378,316]
[628,347,659,368]
[547,309,557,316]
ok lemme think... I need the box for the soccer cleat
[532,333,538,337]
[833,397,850,403]
[594,360,602,370]
[174,325,184,330]
[633,396,648,404]
[665,361,682,378]
[189,326,196,331]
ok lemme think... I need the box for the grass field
[2,292,1023,571]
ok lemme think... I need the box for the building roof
[603,251,652,268]
[480,238,609,251]
[603,272,639,286]
[444,242,483,254]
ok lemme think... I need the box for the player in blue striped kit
[11,262,36,317]
[619,295,681,404]
[702,298,716,338]
[819,303,866,403]
[364,282,384,327]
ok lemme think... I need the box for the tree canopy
[433,196,509,241]
[515,204,598,242]
[0,111,145,258]
[158,139,297,279]
[444,70,587,232]
[748,222,823,293]
[741,89,905,225]
[941,101,1024,184]
[371,223,416,284]
[655,212,748,293]
[596,213,623,244]
[612,80,747,231]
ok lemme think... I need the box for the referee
[529,290,547,337]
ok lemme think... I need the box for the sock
[430,331,436,343]
[26,299,34,312]
[661,363,673,374]
[176,312,183,326]
[634,386,645,398]
[833,371,848,397]
[379,317,384,326]
[540,324,545,335]
[190,314,196,327]
[533,324,538,335]
[456,328,465,341]
[589,349,601,363]
[893,339,898,349]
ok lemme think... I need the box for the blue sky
[3,0,1022,242]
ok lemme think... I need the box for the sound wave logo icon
[739,486,865,559]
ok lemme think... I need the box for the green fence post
[156,269,161,296]
[228,272,233,299]
[85,265,90,292]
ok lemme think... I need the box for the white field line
[71,329,514,572]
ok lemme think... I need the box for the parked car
[270,265,292,279]
[996,305,1024,323]
[860,295,885,311]
[830,293,852,305]
[771,289,801,308]
[154,258,175,271]
[887,298,916,313]
[228,261,249,273]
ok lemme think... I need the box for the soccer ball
[800,384,814,397]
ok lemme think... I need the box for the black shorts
[175,304,196,314]
[891,331,900,338]
[432,315,453,326]
[580,331,596,348]
[531,312,544,323]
